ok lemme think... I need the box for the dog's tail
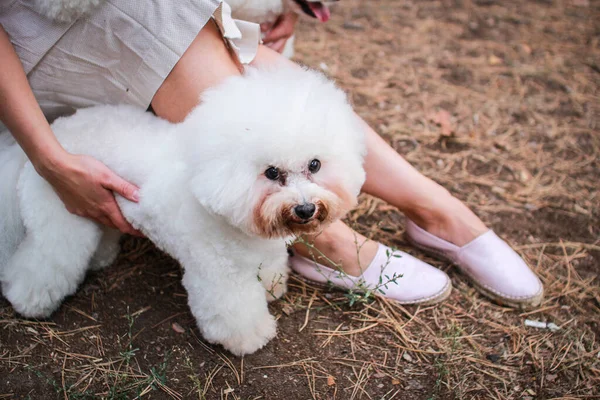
[0,130,27,269]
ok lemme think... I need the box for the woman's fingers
[266,38,288,53]
[98,167,144,236]
[95,214,118,231]
[102,169,140,203]
[262,12,297,47]
[102,197,143,236]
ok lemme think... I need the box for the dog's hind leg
[1,166,102,318]
[89,229,122,271]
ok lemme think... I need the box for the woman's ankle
[404,192,488,247]
[292,221,378,277]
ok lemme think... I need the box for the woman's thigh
[151,20,242,123]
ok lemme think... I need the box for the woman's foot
[405,219,544,309]
[291,221,452,305]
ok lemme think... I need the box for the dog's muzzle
[294,203,316,222]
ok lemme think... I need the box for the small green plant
[428,322,463,400]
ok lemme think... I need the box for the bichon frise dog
[0,66,366,355]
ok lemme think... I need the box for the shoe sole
[291,270,453,306]
[405,234,544,310]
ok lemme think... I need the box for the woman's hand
[39,152,143,236]
[261,12,298,54]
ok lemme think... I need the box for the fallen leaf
[431,110,454,137]
[327,375,336,386]
[489,55,503,65]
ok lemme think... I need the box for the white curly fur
[0,66,366,356]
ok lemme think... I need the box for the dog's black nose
[294,203,316,220]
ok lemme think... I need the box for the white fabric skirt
[0,0,260,123]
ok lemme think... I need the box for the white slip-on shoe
[405,219,544,309]
[289,243,452,305]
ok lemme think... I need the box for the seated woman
[0,0,542,309]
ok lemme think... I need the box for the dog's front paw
[204,312,277,356]
[259,263,289,302]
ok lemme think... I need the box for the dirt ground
[1,0,599,399]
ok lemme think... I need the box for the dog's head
[184,66,365,239]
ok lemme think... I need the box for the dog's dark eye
[308,159,321,174]
[265,166,280,181]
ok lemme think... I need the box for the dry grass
[1,0,599,398]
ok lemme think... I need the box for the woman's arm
[0,25,141,235]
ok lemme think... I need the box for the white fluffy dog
[0,66,365,356]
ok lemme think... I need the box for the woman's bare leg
[360,121,487,245]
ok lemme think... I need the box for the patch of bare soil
[1,0,599,398]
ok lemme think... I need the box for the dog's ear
[189,162,256,227]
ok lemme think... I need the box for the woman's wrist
[29,141,70,179]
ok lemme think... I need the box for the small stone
[342,21,365,31]
[486,354,500,363]
[402,352,413,362]
[520,44,532,55]
[172,322,185,334]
